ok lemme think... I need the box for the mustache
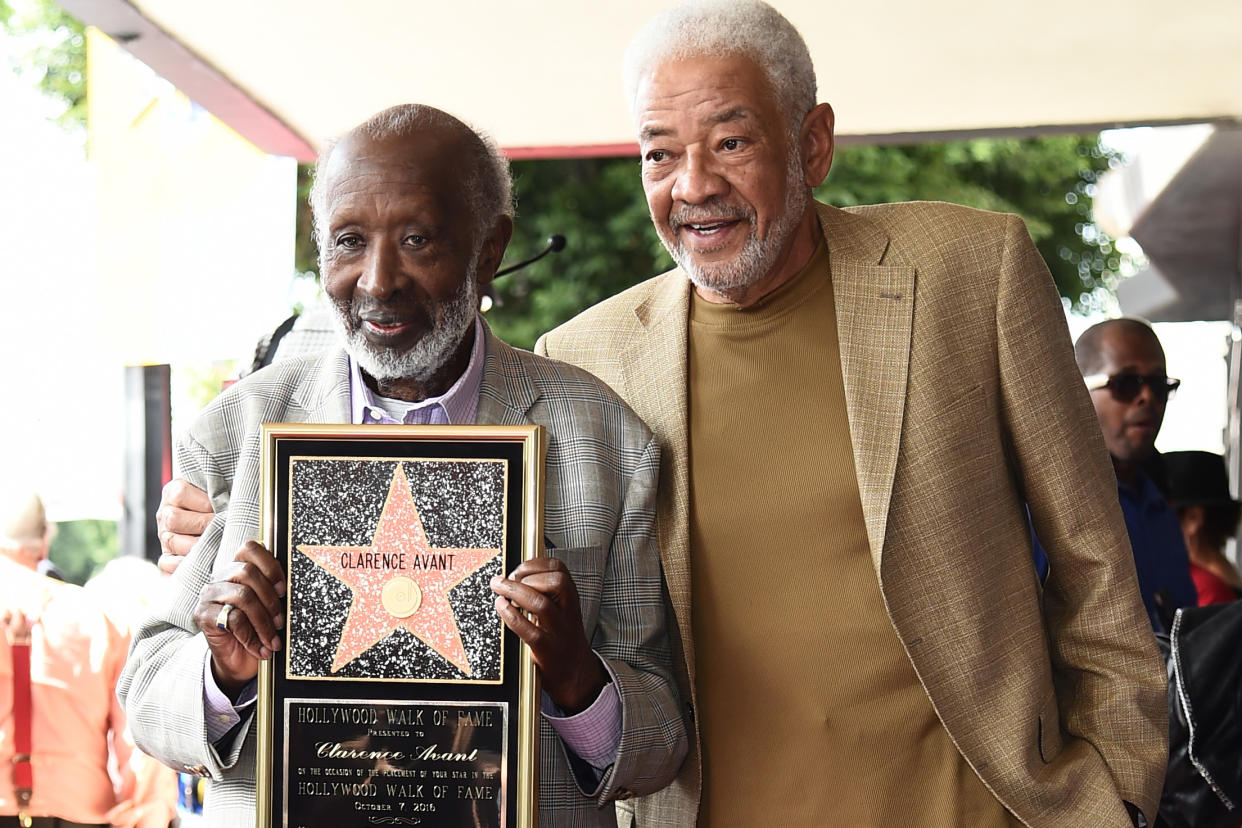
[669,199,754,231]
[345,299,433,325]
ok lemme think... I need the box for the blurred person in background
[0,486,136,828]
[1148,451,1242,827]
[83,557,168,637]
[1161,450,1242,604]
[1076,318,1199,630]
[83,559,179,828]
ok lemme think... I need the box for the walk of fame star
[297,462,501,675]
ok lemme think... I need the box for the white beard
[659,151,809,295]
[330,266,479,384]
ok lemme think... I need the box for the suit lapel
[620,273,696,686]
[476,327,540,425]
[290,350,352,423]
[819,204,916,574]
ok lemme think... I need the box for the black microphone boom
[495,234,566,278]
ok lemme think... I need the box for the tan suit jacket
[537,201,1168,827]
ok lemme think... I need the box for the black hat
[1162,450,1240,508]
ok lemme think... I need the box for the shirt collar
[348,315,485,425]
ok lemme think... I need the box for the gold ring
[215,604,233,631]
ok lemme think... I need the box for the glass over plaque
[257,423,543,828]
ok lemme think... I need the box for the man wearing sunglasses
[1075,318,1198,631]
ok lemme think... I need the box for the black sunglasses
[1084,372,1181,403]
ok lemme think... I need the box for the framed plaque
[256,423,544,828]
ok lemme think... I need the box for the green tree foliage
[3,0,1124,340]
[295,162,319,282]
[479,136,1120,349]
[487,158,674,349]
[181,359,240,411]
[818,137,1121,312]
[291,156,676,347]
[47,519,118,585]
[0,0,86,131]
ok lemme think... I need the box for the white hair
[622,0,817,129]
[308,104,514,264]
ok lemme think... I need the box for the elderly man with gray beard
[534,2,1167,826]
[119,104,686,828]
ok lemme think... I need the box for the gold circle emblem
[381,576,422,618]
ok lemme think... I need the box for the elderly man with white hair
[121,104,686,827]
[536,2,1168,826]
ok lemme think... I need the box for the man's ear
[800,102,835,188]
[476,215,515,289]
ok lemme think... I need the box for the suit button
[186,764,207,776]
[616,789,635,800]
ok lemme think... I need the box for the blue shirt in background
[1029,469,1197,633]
[1118,470,1198,632]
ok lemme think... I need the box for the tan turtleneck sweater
[687,238,1017,826]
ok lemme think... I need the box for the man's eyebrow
[708,107,752,125]
[639,108,756,142]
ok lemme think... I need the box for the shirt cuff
[202,651,258,744]
[541,657,622,771]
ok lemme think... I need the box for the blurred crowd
[1,487,176,828]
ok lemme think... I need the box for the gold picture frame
[255,423,543,828]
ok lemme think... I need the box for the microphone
[495,234,566,278]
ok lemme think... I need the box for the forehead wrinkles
[327,129,458,189]
[324,157,461,226]
[639,83,757,129]
[638,53,777,128]
[327,169,432,203]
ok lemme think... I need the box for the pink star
[298,462,500,675]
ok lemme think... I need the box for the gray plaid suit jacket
[118,328,687,827]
